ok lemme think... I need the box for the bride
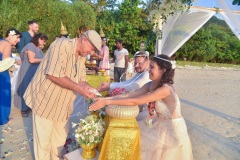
[89,54,193,160]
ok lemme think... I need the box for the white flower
[171,60,176,69]
[89,130,93,135]
[75,134,80,138]
[9,30,16,36]
[81,135,85,140]
[147,0,191,39]
[72,122,78,128]
[89,136,94,143]
[95,131,99,136]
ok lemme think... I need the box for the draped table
[98,105,141,160]
[65,75,141,160]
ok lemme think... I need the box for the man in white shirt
[98,51,150,94]
[98,51,150,120]
[112,39,129,82]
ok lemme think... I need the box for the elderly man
[23,30,102,160]
[98,51,150,94]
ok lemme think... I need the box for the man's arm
[46,75,95,99]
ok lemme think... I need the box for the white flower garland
[147,0,193,39]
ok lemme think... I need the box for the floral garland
[147,0,193,39]
[109,87,129,97]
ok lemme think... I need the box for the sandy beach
[0,65,240,160]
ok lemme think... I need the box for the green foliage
[175,16,240,64]
[232,0,240,5]
[95,0,154,57]
[0,0,96,47]
[1,0,239,64]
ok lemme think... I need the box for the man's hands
[46,75,98,99]
[76,81,96,99]
[97,82,110,92]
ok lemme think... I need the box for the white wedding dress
[138,84,193,160]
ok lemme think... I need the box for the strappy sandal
[21,111,29,117]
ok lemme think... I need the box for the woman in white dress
[89,54,193,160]
[98,37,109,75]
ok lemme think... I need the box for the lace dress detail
[138,84,193,160]
[155,84,181,120]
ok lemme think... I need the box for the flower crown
[9,30,16,36]
[154,56,176,69]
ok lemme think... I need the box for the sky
[193,0,240,10]
[193,0,240,19]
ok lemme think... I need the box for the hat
[60,21,68,35]
[83,30,102,53]
[0,57,15,72]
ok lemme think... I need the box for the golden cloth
[98,118,141,160]
[86,75,110,97]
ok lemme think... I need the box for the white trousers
[33,114,70,160]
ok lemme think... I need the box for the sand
[0,65,240,160]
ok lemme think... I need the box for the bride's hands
[89,98,106,111]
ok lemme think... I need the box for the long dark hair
[152,54,175,86]
[31,33,48,46]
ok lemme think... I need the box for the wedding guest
[0,28,21,125]
[17,20,39,55]
[97,51,151,119]
[135,41,150,56]
[98,52,150,93]
[112,39,129,82]
[23,30,102,160]
[14,33,48,117]
[89,54,193,160]
[98,37,110,75]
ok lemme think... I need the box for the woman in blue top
[14,33,48,117]
[0,28,21,125]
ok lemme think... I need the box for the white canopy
[156,0,240,56]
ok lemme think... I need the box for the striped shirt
[24,38,86,122]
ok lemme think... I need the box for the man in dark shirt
[17,20,39,54]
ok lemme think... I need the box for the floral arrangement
[147,0,193,39]
[110,87,128,97]
[72,115,105,147]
